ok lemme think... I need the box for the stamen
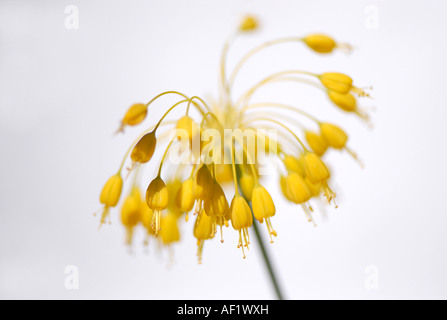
[301,204,317,227]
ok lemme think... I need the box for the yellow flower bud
[239,173,255,201]
[240,15,258,32]
[283,155,305,176]
[193,165,214,200]
[328,91,357,112]
[285,172,311,204]
[320,123,348,149]
[303,34,336,53]
[159,213,180,245]
[100,174,123,207]
[304,152,330,183]
[176,178,195,213]
[305,131,328,156]
[146,177,169,211]
[204,182,229,218]
[176,115,198,141]
[320,73,353,94]
[122,103,147,126]
[117,103,148,132]
[131,131,157,163]
[230,194,253,231]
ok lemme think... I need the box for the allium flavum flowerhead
[97,15,373,263]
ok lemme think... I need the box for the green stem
[236,167,284,300]
[251,218,284,300]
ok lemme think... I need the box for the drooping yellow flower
[283,155,305,177]
[146,176,169,235]
[303,152,330,184]
[303,153,335,204]
[320,123,348,149]
[285,172,311,204]
[176,115,198,141]
[159,213,180,245]
[239,172,255,201]
[320,73,353,94]
[303,34,336,53]
[117,103,148,133]
[131,131,157,164]
[252,184,277,242]
[121,187,143,246]
[193,211,215,263]
[176,177,195,215]
[305,131,328,156]
[99,173,123,226]
[193,165,214,202]
[230,194,253,258]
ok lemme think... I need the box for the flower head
[97,15,372,263]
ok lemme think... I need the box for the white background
[1,0,446,299]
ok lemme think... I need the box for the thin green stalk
[236,168,285,300]
[251,218,284,300]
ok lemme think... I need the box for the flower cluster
[98,16,371,263]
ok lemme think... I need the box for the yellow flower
[230,194,253,258]
[176,115,198,141]
[176,178,195,215]
[320,73,353,94]
[283,155,305,176]
[146,176,168,235]
[239,172,255,201]
[240,15,258,32]
[204,181,229,218]
[252,184,277,242]
[99,174,123,226]
[320,123,348,149]
[117,103,147,133]
[193,165,214,201]
[303,34,336,53]
[193,211,215,264]
[121,187,143,246]
[159,213,180,245]
[305,131,328,156]
[98,15,371,261]
[131,131,157,164]
[304,152,330,184]
[285,172,311,204]
[328,91,357,112]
